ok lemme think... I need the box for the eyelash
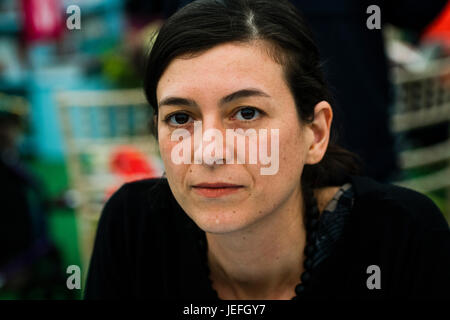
[233,106,264,122]
[162,106,265,127]
[162,112,194,127]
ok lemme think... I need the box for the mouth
[192,182,244,198]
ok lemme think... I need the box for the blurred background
[0,0,448,299]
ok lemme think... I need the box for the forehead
[156,41,285,99]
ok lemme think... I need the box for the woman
[85,0,450,300]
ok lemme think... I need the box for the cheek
[248,128,305,205]
[265,123,304,197]
[158,134,188,179]
[158,137,173,164]
[158,137,190,203]
[281,131,304,170]
[158,125,182,163]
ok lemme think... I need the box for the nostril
[203,155,225,166]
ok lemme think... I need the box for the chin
[192,209,251,234]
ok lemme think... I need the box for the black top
[310,183,354,270]
[84,176,450,299]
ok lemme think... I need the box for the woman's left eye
[234,107,262,121]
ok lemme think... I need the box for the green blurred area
[402,161,450,221]
[29,161,82,271]
[427,190,449,221]
[0,160,82,300]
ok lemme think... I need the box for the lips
[193,182,242,188]
[192,182,244,198]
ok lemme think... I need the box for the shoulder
[104,177,171,210]
[92,177,190,264]
[348,176,450,297]
[85,178,178,298]
[349,175,449,232]
[111,177,171,202]
[97,178,176,232]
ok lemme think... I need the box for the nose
[201,113,225,133]
[193,114,230,166]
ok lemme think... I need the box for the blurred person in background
[0,105,71,299]
[0,109,35,272]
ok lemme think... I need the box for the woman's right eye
[165,113,193,126]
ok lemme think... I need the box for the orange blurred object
[423,1,450,52]
[105,146,159,199]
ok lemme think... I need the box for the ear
[304,101,333,165]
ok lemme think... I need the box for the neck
[205,185,341,300]
[206,186,306,300]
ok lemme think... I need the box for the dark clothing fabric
[84,176,450,300]
[0,152,38,267]
[312,183,354,269]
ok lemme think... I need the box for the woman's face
[156,41,320,234]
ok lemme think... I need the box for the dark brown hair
[143,0,362,191]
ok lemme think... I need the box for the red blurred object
[110,146,156,177]
[106,146,159,199]
[21,0,64,43]
[422,1,450,52]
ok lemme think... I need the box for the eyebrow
[158,88,271,109]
